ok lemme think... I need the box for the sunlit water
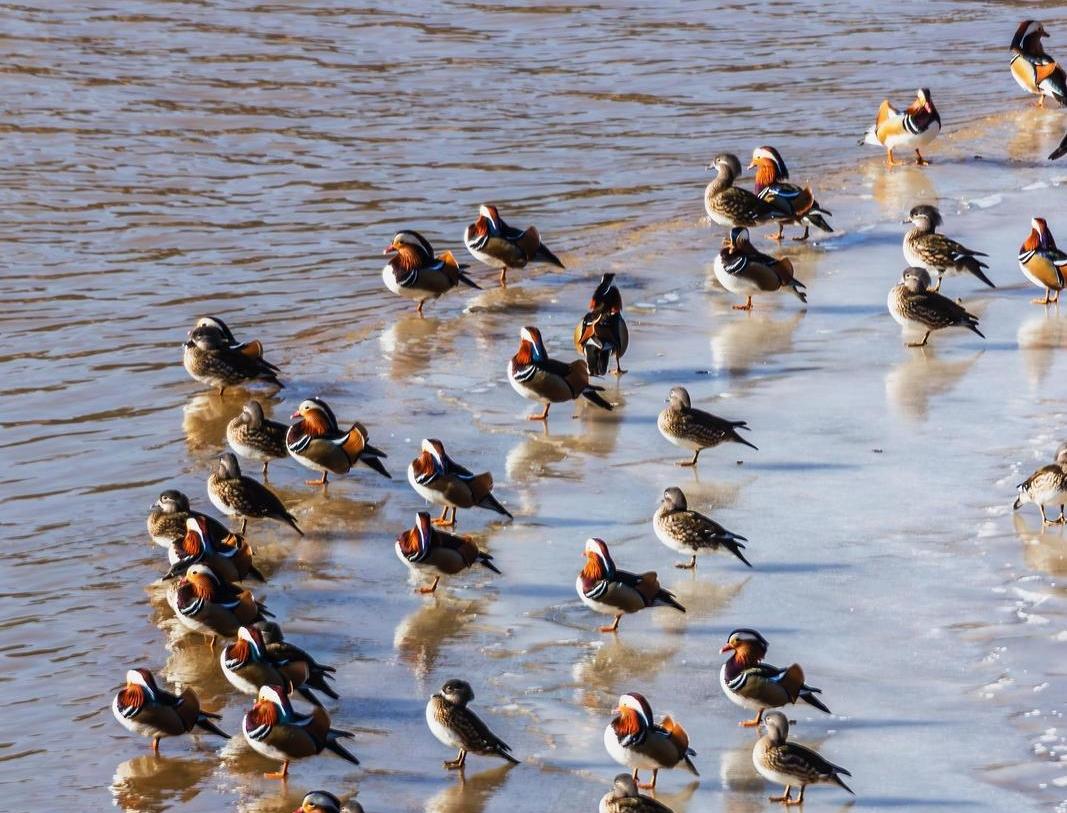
[2,2,1067,811]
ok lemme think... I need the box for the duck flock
[111,19,1067,813]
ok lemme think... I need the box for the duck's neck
[706,167,735,197]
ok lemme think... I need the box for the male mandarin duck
[1010,21,1067,107]
[603,692,698,790]
[887,267,984,347]
[166,563,272,648]
[463,204,564,286]
[382,229,480,315]
[574,273,629,376]
[286,397,390,487]
[112,668,229,752]
[183,317,282,396]
[704,153,781,228]
[407,438,512,527]
[714,227,807,311]
[1013,444,1067,525]
[719,629,831,728]
[600,774,675,813]
[576,538,685,634]
[1018,218,1067,305]
[294,792,356,813]
[508,325,613,420]
[861,88,941,166]
[425,679,519,770]
[657,386,757,467]
[147,489,234,548]
[242,684,359,780]
[253,620,339,692]
[162,515,265,584]
[226,400,288,476]
[753,712,853,806]
[221,625,339,708]
[395,511,501,594]
[653,487,750,570]
[749,147,833,241]
[902,205,993,292]
[208,452,303,535]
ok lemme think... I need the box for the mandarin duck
[1018,218,1067,305]
[861,88,941,166]
[162,515,265,584]
[508,325,613,420]
[653,487,750,570]
[749,146,833,241]
[887,267,984,347]
[286,397,390,487]
[1013,443,1067,525]
[226,400,288,476]
[167,563,271,648]
[112,668,229,752]
[658,386,757,467]
[294,792,357,813]
[407,438,512,527]
[1010,21,1067,107]
[242,684,359,780]
[425,679,519,770]
[221,625,339,708]
[714,226,807,310]
[395,511,501,594]
[463,203,564,286]
[753,712,853,805]
[208,452,302,535]
[147,489,234,548]
[719,629,831,728]
[704,153,781,228]
[603,692,698,790]
[599,774,675,813]
[183,319,282,396]
[902,205,993,291]
[576,538,685,634]
[383,229,480,314]
[574,273,629,376]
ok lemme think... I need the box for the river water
[2,1,1066,811]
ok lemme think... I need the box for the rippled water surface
[2,1,1067,811]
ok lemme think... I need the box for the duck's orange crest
[753,160,778,192]
[187,574,216,601]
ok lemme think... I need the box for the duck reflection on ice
[710,311,804,376]
[1017,308,1067,389]
[885,347,981,421]
[423,762,517,813]
[110,753,212,813]
[394,593,488,682]
[1012,512,1067,576]
[379,314,459,381]
[571,637,681,710]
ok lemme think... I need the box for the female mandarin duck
[425,678,520,770]
[653,486,750,570]
[242,684,359,780]
[902,205,993,292]
[574,273,629,376]
[183,318,282,396]
[1010,21,1067,107]
[576,538,685,633]
[719,629,831,728]
[753,712,853,806]
[604,692,698,790]
[162,515,265,584]
[463,203,564,286]
[749,147,833,241]
[407,438,512,527]
[112,668,229,753]
[294,792,358,813]
[1013,444,1067,525]
[382,229,480,315]
[887,267,984,347]
[862,88,941,166]
[714,227,807,311]
[286,397,390,487]
[147,489,235,548]
[704,153,781,228]
[658,386,757,467]
[600,774,675,813]
[167,563,272,649]
[227,400,289,476]
[1018,218,1067,305]
[208,452,303,535]
[221,625,339,708]
[508,325,613,420]
[395,511,501,594]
